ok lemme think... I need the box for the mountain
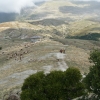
[0,0,100,99]
[19,0,100,21]
[1,0,100,23]
[0,12,18,23]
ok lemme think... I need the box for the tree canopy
[21,68,85,100]
[0,47,2,50]
[83,50,100,99]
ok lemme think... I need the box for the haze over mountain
[0,0,100,23]
[0,0,47,23]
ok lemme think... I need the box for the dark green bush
[83,50,100,99]
[66,33,100,41]
[0,47,2,50]
[21,68,85,100]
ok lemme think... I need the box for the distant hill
[0,0,100,23]
[0,13,18,23]
[29,18,68,26]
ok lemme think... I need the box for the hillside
[0,21,100,99]
[0,38,94,98]
[0,0,100,99]
[22,0,99,22]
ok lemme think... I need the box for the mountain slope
[0,0,100,99]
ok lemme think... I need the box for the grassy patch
[66,33,100,41]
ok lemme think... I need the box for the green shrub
[83,49,100,98]
[66,33,100,41]
[0,47,2,50]
[21,68,85,100]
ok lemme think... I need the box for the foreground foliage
[21,68,85,100]
[83,50,100,99]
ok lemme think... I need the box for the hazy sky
[0,0,49,13]
[0,0,99,13]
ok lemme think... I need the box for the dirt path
[55,53,68,71]
[41,52,68,72]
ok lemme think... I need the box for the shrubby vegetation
[83,50,100,99]
[66,33,100,41]
[21,49,100,100]
[0,47,2,50]
[78,49,100,100]
[21,68,85,100]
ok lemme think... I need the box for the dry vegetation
[68,20,100,36]
[1,37,99,99]
[0,1,100,99]
[0,19,100,99]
